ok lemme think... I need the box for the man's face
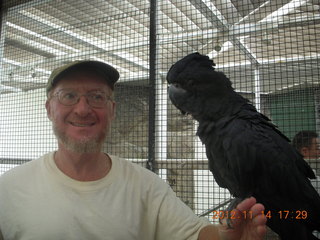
[302,137,320,159]
[45,72,115,153]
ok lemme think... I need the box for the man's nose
[73,96,92,115]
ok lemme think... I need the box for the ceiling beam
[159,14,320,45]
[188,0,259,65]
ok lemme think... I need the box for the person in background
[0,60,266,240]
[292,130,320,161]
[292,130,320,238]
[292,129,320,180]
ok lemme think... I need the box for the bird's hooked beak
[168,83,188,115]
[168,83,186,94]
[168,83,187,101]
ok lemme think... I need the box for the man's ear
[45,100,52,121]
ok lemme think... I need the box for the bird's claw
[219,214,234,229]
[226,218,234,229]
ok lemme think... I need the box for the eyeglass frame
[49,88,114,108]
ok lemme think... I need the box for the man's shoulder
[111,155,165,185]
[113,156,156,175]
[0,153,48,186]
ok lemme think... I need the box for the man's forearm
[198,224,221,240]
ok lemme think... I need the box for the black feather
[167,52,320,240]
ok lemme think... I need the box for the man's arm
[198,197,267,240]
[198,225,221,240]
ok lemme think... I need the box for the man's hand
[219,197,267,240]
[198,197,267,240]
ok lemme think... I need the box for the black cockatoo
[167,52,320,240]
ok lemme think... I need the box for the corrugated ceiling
[1,0,319,94]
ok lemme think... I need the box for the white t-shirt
[0,152,210,240]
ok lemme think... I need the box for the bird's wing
[201,114,315,200]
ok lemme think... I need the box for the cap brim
[47,60,120,94]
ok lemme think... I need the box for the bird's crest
[167,52,232,95]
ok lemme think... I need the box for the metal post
[254,67,261,112]
[147,0,157,172]
[0,8,8,94]
[155,80,168,162]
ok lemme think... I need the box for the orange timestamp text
[211,210,308,220]
[262,210,308,220]
[211,210,253,220]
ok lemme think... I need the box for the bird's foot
[220,197,244,229]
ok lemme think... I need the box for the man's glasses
[51,89,113,108]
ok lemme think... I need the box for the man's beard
[52,124,107,154]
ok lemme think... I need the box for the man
[292,130,320,238]
[292,130,320,187]
[0,60,266,240]
[292,130,320,177]
[292,130,320,161]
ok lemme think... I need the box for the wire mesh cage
[1,0,320,239]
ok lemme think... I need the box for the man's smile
[69,121,95,127]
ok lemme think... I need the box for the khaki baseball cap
[46,60,120,95]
